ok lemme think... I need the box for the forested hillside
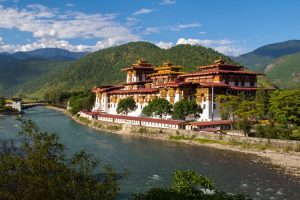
[234,40,300,88]
[265,52,300,88]
[0,48,89,96]
[25,41,237,98]
[235,40,300,72]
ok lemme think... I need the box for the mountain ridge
[14,41,239,98]
[1,48,89,61]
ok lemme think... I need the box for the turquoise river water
[0,107,299,199]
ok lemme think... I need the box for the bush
[0,119,120,199]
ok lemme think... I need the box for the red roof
[92,86,124,93]
[199,82,229,88]
[121,66,155,71]
[180,69,262,77]
[123,80,152,85]
[190,120,231,127]
[107,88,158,94]
[154,81,197,88]
[198,63,243,69]
[229,87,258,91]
[83,111,185,125]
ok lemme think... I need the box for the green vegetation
[0,96,19,114]
[0,55,74,97]
[4,41,236,98]
[116,97,136,115]
[172,99,202,120]
[68,91,95,115]
[0,119,120,199]
[235,40,300,89]
[269,90,300,125]
[217,89,300,140]
[142,98,172,119]
[133,170,249,200]
[266,52,300,89]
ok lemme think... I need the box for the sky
[0,0,299,56]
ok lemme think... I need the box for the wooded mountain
[0,48,89,96]
[265,52,300,88]
[234,40,300,89]
[2,48,89,61]
[235,40,300,72]
[16,41,238,98]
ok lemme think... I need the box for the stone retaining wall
[77,116,300,151]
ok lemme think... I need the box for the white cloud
[176,38,244,56]
[132,8,153,16]
[0,4,139,51]
[214,46,244,57]
[198,31,206,35]
[0,35,135,53]
[176,38,232,46]
[156,41,173,49]
[160,0,176,5]
[142,27,160,35]
[169,23,201,31]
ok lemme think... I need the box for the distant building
[92,59,262,121]
[11,98,22,112]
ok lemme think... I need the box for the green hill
[235,40,300,72]
[0,54,74,96]
[265,52,300,89]
[22,41,237,98]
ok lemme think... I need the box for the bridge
[5,100,50,112]
[21,101,50,110]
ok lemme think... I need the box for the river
[0,106,299,199]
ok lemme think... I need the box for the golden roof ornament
[214,56,226,64]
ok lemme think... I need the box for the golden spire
[214,56,226,64]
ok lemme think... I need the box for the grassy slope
[266,52,300,89]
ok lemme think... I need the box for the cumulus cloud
[132,8,153,16]
[214,46,244,57]
[176,38,232,46]
[0,4,139,52]
[176,38,244,56]
[0,36,137,53]
[156,41,173,49]
[160,0,176,5]
[169,23,201,31]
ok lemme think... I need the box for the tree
[69,91,95,115]
[116,97,136,115]
[0,97,5,108]
[142,98,172,119]
[217,95,240,121]
[0,119,120,200]
[132,170,250,200]
[269,90,300,125]
[172,100,202,120]
[255,86,270,118]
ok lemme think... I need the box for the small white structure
[11,98,22,112]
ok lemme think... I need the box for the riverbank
[46,105,300,179]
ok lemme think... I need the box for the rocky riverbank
[46,105,300,179]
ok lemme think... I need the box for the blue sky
[0,0,299,56]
